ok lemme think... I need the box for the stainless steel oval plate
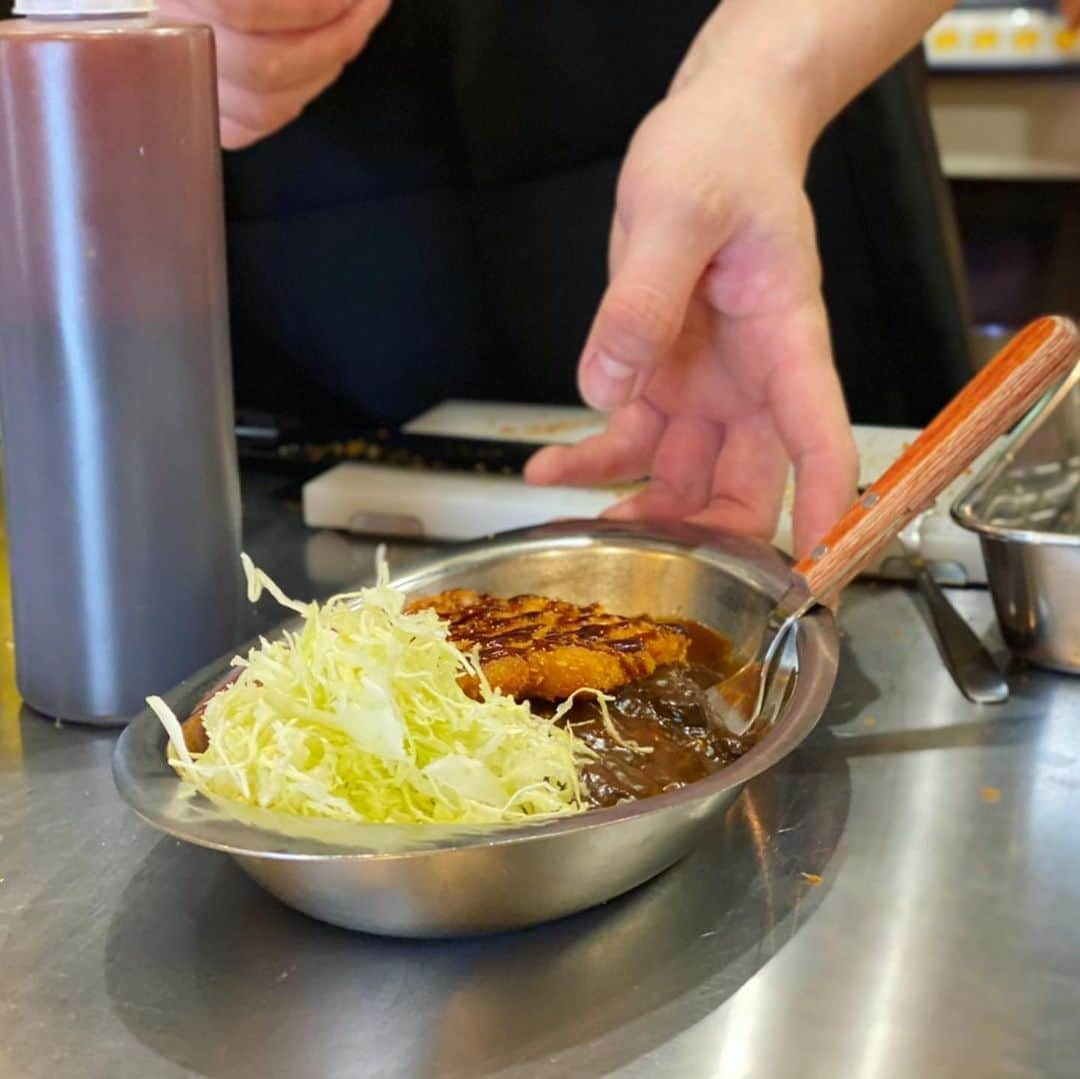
[114,520,839,937]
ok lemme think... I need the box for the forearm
[678,0,955,160]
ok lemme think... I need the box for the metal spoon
[707,316,1079,735]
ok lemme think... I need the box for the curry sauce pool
[539,622,760,808]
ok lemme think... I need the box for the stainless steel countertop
[2,474,1078,1079]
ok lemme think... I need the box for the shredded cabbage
[148,552,591,826]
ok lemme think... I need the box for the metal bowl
[114,520,839,937]
[953,364,1080,672]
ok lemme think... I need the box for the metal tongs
[708,316,1080,735]
[899,514,1008,704]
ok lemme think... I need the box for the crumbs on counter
[980,786,1002,805]
[800,872,824,886]
[495,419,595,439]
[863,715,877,728]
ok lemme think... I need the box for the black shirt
[221,0,971,428]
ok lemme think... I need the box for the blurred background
[927,0,1080,364]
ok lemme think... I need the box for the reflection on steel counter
[0,493,21,765]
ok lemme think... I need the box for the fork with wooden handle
[708,316,1080,734]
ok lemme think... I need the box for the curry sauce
[542,622,759,808]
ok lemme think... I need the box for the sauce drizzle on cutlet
[404,590,690,700]
[444,596,663,659]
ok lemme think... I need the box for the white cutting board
[303,400,990,583]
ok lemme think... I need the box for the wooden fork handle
[793,315,1080,601]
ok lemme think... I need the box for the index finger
[758,300,858,557]
[184,0,354,33]
[579,212,719,412]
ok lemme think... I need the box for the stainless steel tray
[114,520,839,938]
[952,363,1080,672]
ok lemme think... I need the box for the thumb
[579,218,717,411]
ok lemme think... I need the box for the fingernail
[582,353,635,411]
[598,354,634,381]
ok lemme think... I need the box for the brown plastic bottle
[0,2,243,723]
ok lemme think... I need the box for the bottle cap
[14,0,155,14]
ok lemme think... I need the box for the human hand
[158,0,391,148]
[525,39,858,557]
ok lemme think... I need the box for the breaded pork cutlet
[406,590,689,700]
